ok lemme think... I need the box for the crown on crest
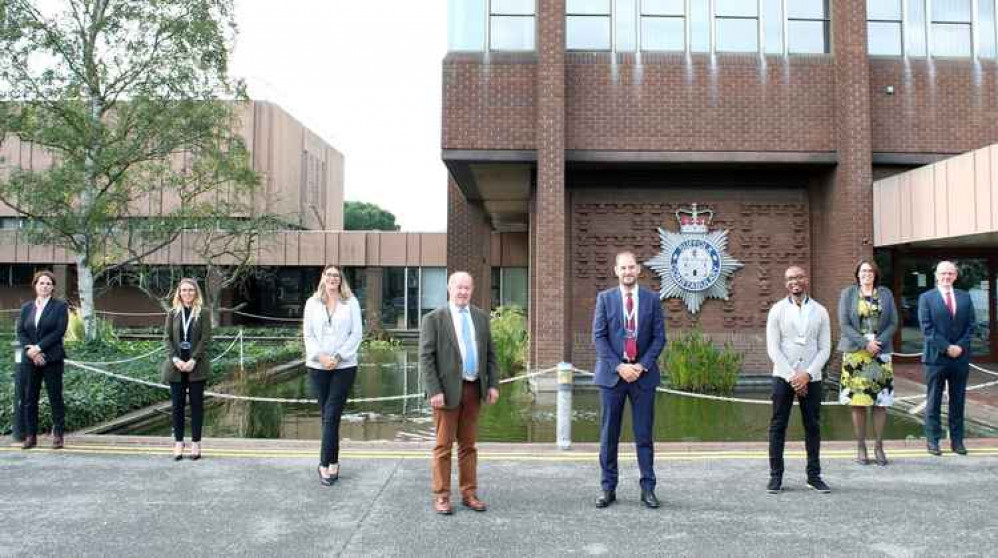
[675,203,713,234]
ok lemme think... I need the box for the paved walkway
[3,436,998,557]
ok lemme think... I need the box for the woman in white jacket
[303,265,363,486]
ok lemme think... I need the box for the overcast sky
[230,1,448,231]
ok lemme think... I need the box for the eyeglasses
[786,275,806,282]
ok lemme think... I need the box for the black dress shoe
[640,490,661,509]
[318,466,335,487]
[951,443,968,455]
[926,442,942,456]
[595,490,616,508]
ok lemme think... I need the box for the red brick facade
[442,0,998,372]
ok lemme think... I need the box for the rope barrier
[230,310,302,323]
[71,345,164,366]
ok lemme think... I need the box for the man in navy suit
[592,251,666,509]
[918,260,977,456]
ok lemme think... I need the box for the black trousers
[309,366,357,467]
[22,361,65,437]
[768,377,822,479]
[170,376,205,442]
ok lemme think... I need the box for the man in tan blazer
[420,271,499,515]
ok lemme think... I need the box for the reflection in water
[124,348,934,442]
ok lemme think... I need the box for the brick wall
[568,169,814,374]
[446,177,492,309]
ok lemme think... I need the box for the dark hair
[854,260,880,288]
[31,270,57,288]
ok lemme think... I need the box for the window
[715,0,758,52]
[788,0,829,54]
[640,0,685,51]
[446,0,535,52]
[491,267,528,310]
[568,0,612,50]
[982,0,997,57]
[931,0,972,57]
[491,0,536,51]
[867,0,903,55]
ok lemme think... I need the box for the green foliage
[0,337,301,435]
[0,0,261,341]
[660,328,742,394]
[490,306,528,378]
[344,201,400,231]
[65,309,118,345]
[362,335,403,352]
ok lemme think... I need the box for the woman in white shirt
[303,265,363,486]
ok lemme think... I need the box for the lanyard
[622,291,637,330]
[789,296,811,338]
[181,308,196,343]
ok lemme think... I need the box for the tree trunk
[75,253,97,342]
[206,265,223,328]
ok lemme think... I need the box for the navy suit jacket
[17,298,70,364]
[918,288,975,366]
[592,286,666,390]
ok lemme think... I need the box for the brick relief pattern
[570,188,810,374]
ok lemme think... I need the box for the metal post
[238,328,244,372]
[556,362,573,450]
[11,337,24,442]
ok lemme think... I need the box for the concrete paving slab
[2,439,997,557]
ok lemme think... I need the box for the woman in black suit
[18,270,70,450]
[160,278,212,460]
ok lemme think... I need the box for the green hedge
[0,338,300,435]
[660,328,742,394]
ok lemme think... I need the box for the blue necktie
[461,308,478,378]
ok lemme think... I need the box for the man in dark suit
[918,260,977,456]
[592,251,666,509]
[420,271,499,515]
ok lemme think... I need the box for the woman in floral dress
[837,260,899,466]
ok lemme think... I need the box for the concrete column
[530,0,569,369]
[364,266,383,333]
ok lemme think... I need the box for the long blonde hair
[171,278,204,319]
[313,265,354,302]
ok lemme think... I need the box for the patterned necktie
[624,292,637,362]
[461,308,478,377]
[945,291,956,317]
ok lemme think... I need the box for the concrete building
[442,0,996,371]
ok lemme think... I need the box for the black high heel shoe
[874,444,888,466]
[173,443,184,461]
[318,465,335,487]
[854,444,870,465]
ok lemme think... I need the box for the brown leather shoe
[52,434,64,450]
[461,494,487,512]
[433,496,453,515]
[21,435,37,450]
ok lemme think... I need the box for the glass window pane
[642,0,684,16]
[906,0,927,55]
[689,0,710,51]
[420,267,447,319]
[491,16,535,50]
[932,23,971,56]
[382,268,406,330]
[448,0,486,51]
[931,0,971,22]
[501,268,529,309]
[867,21,902,55]
[716,0,757,17]
[788,0,827,19]
[716,18,759,52]
[568,0,610,14]
[407,268,419,329]
[641,16,685,50]
[980,0,997,58]
[568,15,612,49]
[615,0,638,50]
[788,20,828,53]
[492,0,535,15]
[764,0,784,53]
[867,0,901,21]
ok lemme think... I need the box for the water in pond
[123,347,938,442]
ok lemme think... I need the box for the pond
[116,347,959,443]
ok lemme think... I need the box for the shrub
[361,331,402,352]
[660,328,742,394]
[490,306,528,378]
[65,309,119,345]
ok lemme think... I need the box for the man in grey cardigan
[765,265,832,494]
[420,271,499,515]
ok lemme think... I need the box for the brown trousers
[432,380,482,497]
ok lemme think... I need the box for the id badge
[794,335,807,346]
[179,341,192,351]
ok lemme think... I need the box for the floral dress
[839,292,894,407]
